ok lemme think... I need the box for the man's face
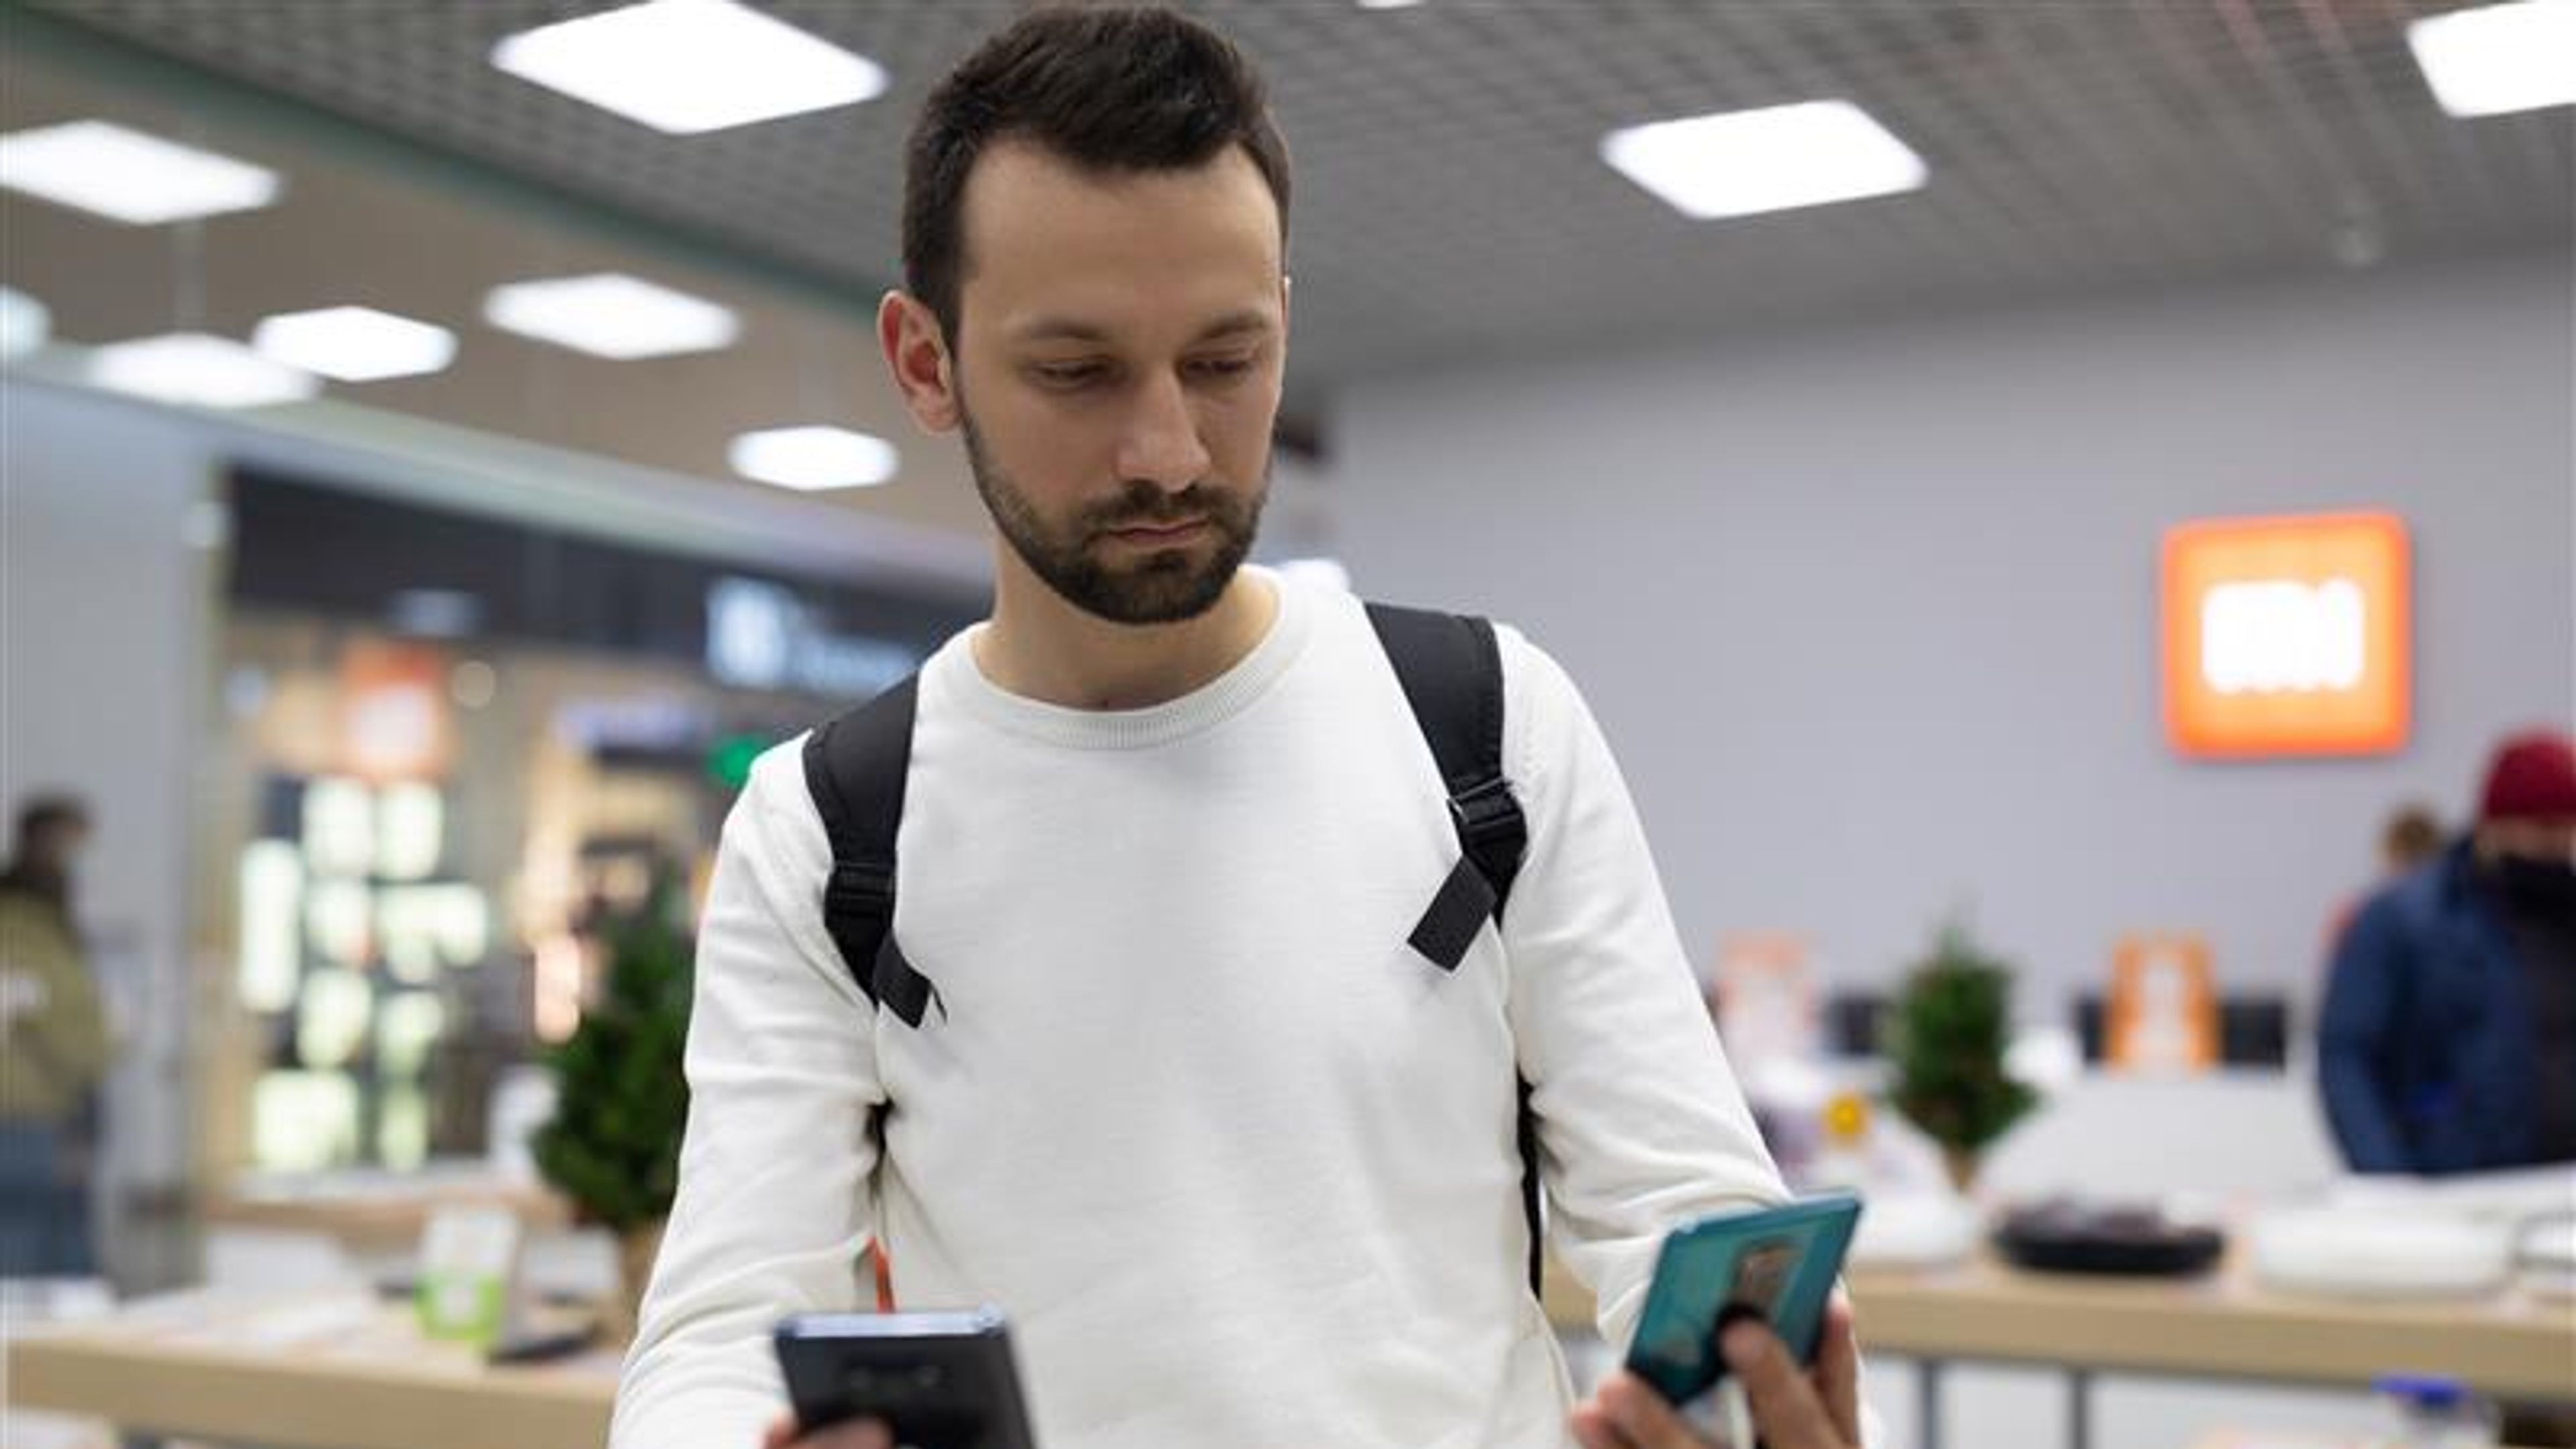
[943,142,1287,625]
[2483,818,2576,866]
[38,821,88,875]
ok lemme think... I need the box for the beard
[961,408,1266,626]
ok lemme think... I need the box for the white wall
[1328,253,2575,1020]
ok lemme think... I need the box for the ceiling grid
[9,0,2567,408]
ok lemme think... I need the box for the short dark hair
[2381,803,2443,868]
[902,5,1292,343]
[13,796,88,853]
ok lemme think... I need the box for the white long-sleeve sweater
[613,572,1786,1449]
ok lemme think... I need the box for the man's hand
[1570,1297,1860,1449]
[759,1412,890,1449]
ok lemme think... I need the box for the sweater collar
[930,567,1313,750]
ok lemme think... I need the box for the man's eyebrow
[1007,311,1277,345]
[1191,311,1276,343]
[1009,317,1112,345]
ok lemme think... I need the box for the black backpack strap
[802,677,942,1028]
[1366,604,1528,950]
[1364,602,1544,1294]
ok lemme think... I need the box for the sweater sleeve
[612,740,887,1449]
[1493,631,1788,1354]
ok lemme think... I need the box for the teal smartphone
[1623,1192,1863,1407]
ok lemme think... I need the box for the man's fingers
[1570,1401,1634,1449]
[818,1421,895,1449]
[1722,1319,1843,1449]
[1598,1372,1704,1448]
[761,1415,894,1449]
[1816,1295,1862,1445]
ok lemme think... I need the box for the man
[2321,729,2576,1175]
[0,796,109,1277]
[2320,802,2444,954]
[615,10,1854,1448]
[2377,804,2445,878]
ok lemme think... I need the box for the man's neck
[974,562,1278,711]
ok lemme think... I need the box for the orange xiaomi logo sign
[2163,513,2410,758]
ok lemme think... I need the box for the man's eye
[1189,356,1256,381]
[1032,362,1108,388]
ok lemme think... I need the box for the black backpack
[798,602,1544,1289]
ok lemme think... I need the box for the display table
[1841,1249,2573,1397]
[16,1257,2565,1449]
[3,1288,615,1449]
[209,1166,572,1258]
[2190,1438,2546,1449]
[1542,1245,2575,1449]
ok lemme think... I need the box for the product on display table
[2243,1167,2576,1301]
[2516,1212,2576,1300]
[1990,1197,2225,1277]
[2371,1373,2502,1448]
[2249,1207,2514,1299]
[1845,1192,1980,1270]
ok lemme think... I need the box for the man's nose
[1113,370,1213,492]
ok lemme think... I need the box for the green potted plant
[533,885,694,1340]
[1887,916,2035,1193]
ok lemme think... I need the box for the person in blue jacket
[2320,730,2576,1175]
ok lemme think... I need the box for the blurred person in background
[2320,731,2576,1175]
[0,795,109,1277]
[2321,800,2446,953]
[2377,802,2446,877]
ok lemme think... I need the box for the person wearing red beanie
[2478,731,2576,839]
[2320,729,2576,1175]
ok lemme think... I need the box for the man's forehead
[1005,311,1277,346]
[963,135,1277,217]
[955,140,1284,303]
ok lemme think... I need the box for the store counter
[1548,1237,2571,1396]
[209,1164,572,1258]
[1546,1237,2573,1449]
[2193,1438,2548,1449]
[16,1239,2565,1449]
[3,1287,613,1449]
[1842,1240,2572,1389]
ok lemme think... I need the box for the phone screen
[1727,1237,1799,1319]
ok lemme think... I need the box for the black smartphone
[773,1307,1038,1449]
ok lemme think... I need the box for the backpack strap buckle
[826,861,896,924]
[1448,775,1528,903]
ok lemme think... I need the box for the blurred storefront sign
[205,467,980,1175]
[2161,512,2410,759]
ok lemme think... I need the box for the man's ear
[879,290,961,433]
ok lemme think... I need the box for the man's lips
[1103,517,1209,545]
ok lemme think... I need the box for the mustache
[1085,481,1234,533]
